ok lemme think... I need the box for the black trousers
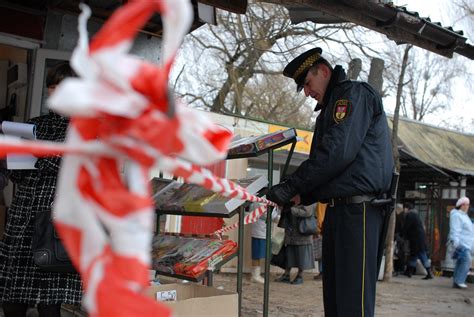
[322,202,383,317]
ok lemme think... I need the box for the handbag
[271,224,285,255]
[297,214,317,236]
[32,210,76,273]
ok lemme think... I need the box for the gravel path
[212,272,474,317]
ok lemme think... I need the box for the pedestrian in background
[448,196,473,289]
[402,202,433,280]
[250,205,280,284]
[0,62,82,317]
[393,203,406,276]
[274,204,315,285]
[250,213,267,284]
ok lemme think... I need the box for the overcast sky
[401,0,474,134]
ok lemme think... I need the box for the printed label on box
[156,289,177,302]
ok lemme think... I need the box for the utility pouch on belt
[371,171,399,207]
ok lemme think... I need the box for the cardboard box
[147,283,238,317]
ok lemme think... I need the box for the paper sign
[2,121,36,139]
[6,154,38,170]
[1,121,37,169]
[156,289,177,302]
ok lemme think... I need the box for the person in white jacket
[448,196,473,289]
[250,203,280,283]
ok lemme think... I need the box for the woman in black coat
[0,63,82,317]
[275,204,315,285]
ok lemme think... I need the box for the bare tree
[242,74,314,129]
[450,0,474,38]
[383,44,412,282]
[172,1,360,127]
[404,49,462,121]
[381,43,463,122]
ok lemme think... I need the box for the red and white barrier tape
[0,1,277,316]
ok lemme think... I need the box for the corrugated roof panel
[388,117,474,176]
[262,0,473,59]
[392,5,465,37]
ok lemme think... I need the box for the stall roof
[387,117,474,177]
[200,0,474,60]
[398,148,451,182]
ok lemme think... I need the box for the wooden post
[383,45,412,281]
[368,58,384,93]
[347,58,362,80]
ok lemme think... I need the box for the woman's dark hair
[46,62,75,88]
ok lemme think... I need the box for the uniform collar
[314,65,346,112]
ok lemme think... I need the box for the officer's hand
[266,181,297,206]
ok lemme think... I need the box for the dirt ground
[211,271,474,317]
[1,272,472,316]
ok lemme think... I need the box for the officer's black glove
[266,181,297,206]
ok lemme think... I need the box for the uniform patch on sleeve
[333,99,351,124]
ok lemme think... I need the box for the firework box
[147,283,237,317]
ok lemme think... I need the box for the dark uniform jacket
[289,66,394,204]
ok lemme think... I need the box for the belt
[327,195,376,207]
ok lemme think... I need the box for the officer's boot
[422,267,433,280]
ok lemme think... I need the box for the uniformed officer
[267,47,394,317]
